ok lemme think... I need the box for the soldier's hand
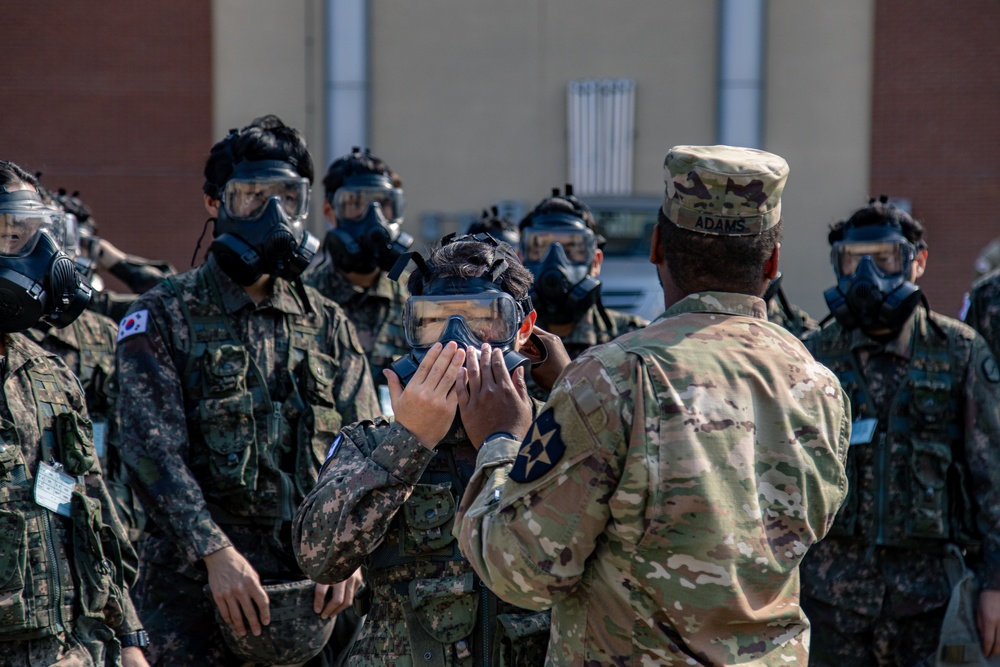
[121,646,150,667]
[457,344,533,449]
[385,341,466,450]
[203,546,270,638]
[978,589,1000,657]
[314,568,363,619]
[524,326,571,394]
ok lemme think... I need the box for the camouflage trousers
[803,595,945,667]
[0,623,121,667]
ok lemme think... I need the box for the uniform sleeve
[115,300,232,564]
[962,335,1000,589]
[454,352,633,610]
[326,305,380,423]
[293,420,436,583]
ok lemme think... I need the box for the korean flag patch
[117,309,150,342]
[509,408,565,483]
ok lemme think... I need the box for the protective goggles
[404,292,524,347]
[222,176,310,221]
[330,184,404,223]
[51,211,81,257]
[0,198,61,258]
[832,240,915,277]
[521,227,596,264]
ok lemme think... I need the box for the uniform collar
[4,332,52,378]
[22,322,78,350]
[204,254,309,316]
[848,307,919,361]
[323,263,396,304]
[662,291,769,321]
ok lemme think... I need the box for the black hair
[202,115,314,198]
[828,196,926,248]
[657,208,782,296]
[0,161,38,191]
[323,147,400,198]
[407,237,533,303]
[519,185,605,249]
[467,207,519,242]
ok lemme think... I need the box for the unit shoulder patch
[509,408,565,483]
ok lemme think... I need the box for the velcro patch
[117,309,150,342]
[509,408,565,483]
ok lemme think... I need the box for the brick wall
[1,2,212,293]
[871,0,1000,316]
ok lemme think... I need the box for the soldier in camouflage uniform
[304,148,411,414]
[293,235,553,667]
[517,188,647,399]
[963,267,1000,359]
[801,200,1000,666]
[453,145,853,666]
[116,119,378,665]
[0,161,148,666]
[764,273,819,338]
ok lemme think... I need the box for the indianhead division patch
[117,309,150,343]
[509,408,565,483]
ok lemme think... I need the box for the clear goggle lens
[331,186,404,222]
[404,293,521,347]
[222,177,310,221]
[522,229,595,264]
[834,241,913,277]
[0,206,59,257]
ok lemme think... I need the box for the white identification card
[849,417,878,446]
[34,461,76,517]
[378,385,395,420]
[92,420,107,461]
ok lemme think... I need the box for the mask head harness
[0,188,91,332]
[387,232,533,385]
[324,155,411,275]
[210,159,320,286]
[823,206,924,333]
[521,186,602,325]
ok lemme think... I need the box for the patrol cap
[661,145,789,236]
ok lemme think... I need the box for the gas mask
[0,189,91,332]
[823,224,922,333]
[324,201,413,275]
[210,160,320,286]
[521,213,600,325]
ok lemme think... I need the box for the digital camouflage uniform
[454,292,851,666]
[527,303,646,401]
[0,333,143,666]
[293,416,552,667]
[115,255,378,665]
[963,267,1000,359]
[972,237,1000,281]
[25,310,146,545]
[801,307,1000,667]
[304,259,408,395]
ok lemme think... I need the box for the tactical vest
[808,313,976,549]
[358,422,550,667]
[166,271,343,523]
[0,360,127,641]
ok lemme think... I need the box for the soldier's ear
[764,243,781,281]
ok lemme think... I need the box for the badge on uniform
[849,417,878,446]
[509,408,565,483]
[34,461,75,517]
[117,309,150,342]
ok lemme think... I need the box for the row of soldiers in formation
[3,114,1000,667]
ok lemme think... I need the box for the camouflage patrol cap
[662,145,789,236]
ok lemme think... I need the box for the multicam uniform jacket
[0,333,142,666]
[304,259,409,393]
[455,292,852,667]
[801,308,1000,618]
[293,418,552,667]
[115,254,378,568]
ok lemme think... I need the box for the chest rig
[809,312,976,549]
[0,356,126,641]
[166,271,344,522]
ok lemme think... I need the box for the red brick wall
[871,0,1000,316]
[1,2,212,293]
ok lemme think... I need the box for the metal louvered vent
[568,79,636,196]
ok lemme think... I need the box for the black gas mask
[387,240,532,386]
[324,201,413,275]
[0,190,91,332]
[823,224,922,333]
[521,213,600,325]
[210,160,320,286]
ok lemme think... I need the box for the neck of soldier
[243,274,275,304]
[341,267,381,289]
